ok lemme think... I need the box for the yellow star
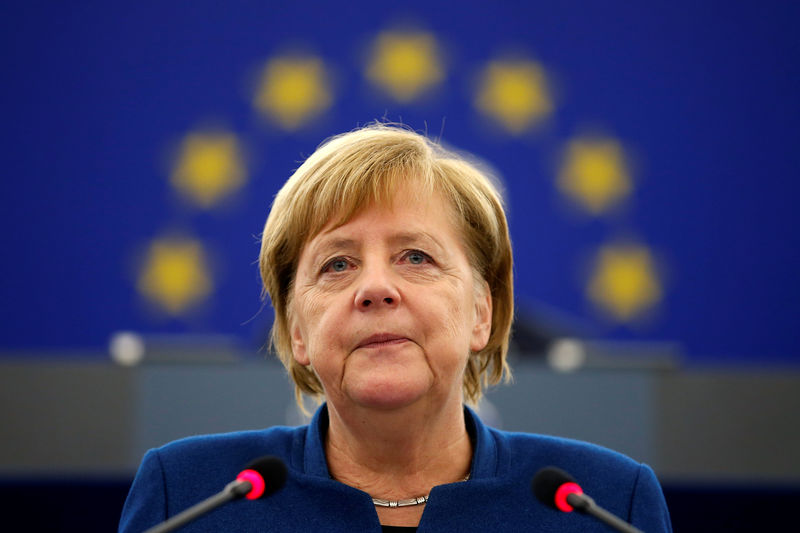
[253,55,332,130]
[137,238,213,315]
[557,138,632,214]
[474,60,553,134]
[366,31,444,102]
[587,244,662,321]
[170,131,246,208]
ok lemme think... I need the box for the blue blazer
[120,404,671,532]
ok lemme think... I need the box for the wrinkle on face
[287,187,491,411]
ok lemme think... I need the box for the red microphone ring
[554,482,583,512]
[237,469,266,500]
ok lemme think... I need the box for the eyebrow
[310,231,445,258]
[310,238,359,258]
[389,231,444,250]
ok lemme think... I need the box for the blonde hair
[259,124,513,407]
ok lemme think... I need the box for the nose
[353,262,401,310]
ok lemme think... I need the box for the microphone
[532,466,644,533]
[144,455,288,533]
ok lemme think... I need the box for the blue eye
[323,258,349,273]
[405,251,430,265]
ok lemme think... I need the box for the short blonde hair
[259,124,513,407]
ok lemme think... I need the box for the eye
[403,250,432,265]
[322,257,351,273]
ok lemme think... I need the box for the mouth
[356,333,409,350]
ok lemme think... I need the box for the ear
[470,280,492,352]
[290,320,310,366]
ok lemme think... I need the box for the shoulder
[487,428,671,531]
[494,428,642,477]
[467,405,644,487]
[151,424,302,476]
[490,427,651,499]
[119,425,307,533]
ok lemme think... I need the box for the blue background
[2,1,799,363]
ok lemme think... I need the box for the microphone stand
[567,492,645,533]
[143,480,251,533]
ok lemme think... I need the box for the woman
[119,124,671,532]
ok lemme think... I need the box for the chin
[344,378,432,411]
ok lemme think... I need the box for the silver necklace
[371,472,471,508]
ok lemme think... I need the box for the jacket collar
[301,402,500,479]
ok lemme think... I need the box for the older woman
[119,125,671,532]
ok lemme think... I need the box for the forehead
[302,187,464,253]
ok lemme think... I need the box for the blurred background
[1,1,799,531]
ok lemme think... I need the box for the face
[289,187,492,412]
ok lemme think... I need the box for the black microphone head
[532,466,575,509]
[245,456,288,496]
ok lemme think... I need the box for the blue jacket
[120,404,671,532]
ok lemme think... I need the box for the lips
[356,333,409,349]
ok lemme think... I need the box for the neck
[325,396,473,496]
[324,397,473,527]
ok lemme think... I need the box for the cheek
[429,285,474,350]
[444,302,469,339]
[295,282,328,317]
[293,290,344,355]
